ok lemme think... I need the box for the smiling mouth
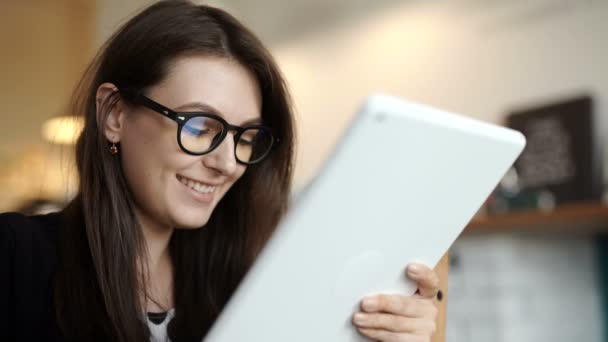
[176,174,217,194]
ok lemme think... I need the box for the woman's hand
[352,263,440,342]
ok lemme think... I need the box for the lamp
[41,115,84,145]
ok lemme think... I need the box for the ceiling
[96,0,413,46]
[211,0,412,45]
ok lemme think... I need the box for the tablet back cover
[205,94,526,342]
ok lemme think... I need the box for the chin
[175,223,207,230]
[171,213,212,230]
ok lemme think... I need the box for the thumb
[407,263,439,298]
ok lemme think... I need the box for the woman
[0,1,440,341]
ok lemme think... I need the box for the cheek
[118,123,184,216]
[221,166,247,195]
[120,140,170,202]
[121,114,182,174]
[121,127,171,181]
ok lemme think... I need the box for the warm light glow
[41,116,84,145]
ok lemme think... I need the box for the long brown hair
[54,1,295,341]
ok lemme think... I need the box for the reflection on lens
[236,128,273,164]
[180,116,223,153]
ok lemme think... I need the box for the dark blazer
[0,211,64,341]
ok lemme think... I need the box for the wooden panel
[0,0,95,154]
[432,252,449,342]
[0,0,94,210]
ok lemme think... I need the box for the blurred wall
[272,0,608,189]
[0,0,94,156]
[0,0,95,211]
[95,0,152,48]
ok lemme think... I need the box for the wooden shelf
[465,202,608,234]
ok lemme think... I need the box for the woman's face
[114,55,262,230]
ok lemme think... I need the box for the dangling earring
[110,142,118,155]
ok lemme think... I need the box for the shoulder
[0,210,63,302]
[0,210,62,228]
[0,211,62,251]
[0,212,62,241]
[0,211,65,340]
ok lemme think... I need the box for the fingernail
[362,297,378,311]
[408,264,421,275]
[353,313,367,325]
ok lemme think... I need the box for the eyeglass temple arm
[125,91,180,122]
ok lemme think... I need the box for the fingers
[361,294,437,318]
[406,263,439,299]
[353,312,437,334]
[355,265,440,342]
[357,328,428,342]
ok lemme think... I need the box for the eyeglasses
[122,90,276,165]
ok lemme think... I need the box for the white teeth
[177,175,216,194]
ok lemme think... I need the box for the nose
[202,131,239,175]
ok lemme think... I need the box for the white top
[147,308,175,342]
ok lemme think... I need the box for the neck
[134,208,174,272]
[134,208,175,312]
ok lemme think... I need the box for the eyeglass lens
[180,116,273,163]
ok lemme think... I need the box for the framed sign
[506,96,602,205]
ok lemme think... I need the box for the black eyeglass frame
[121,90,276,165]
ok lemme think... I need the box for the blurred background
[1,0,608,340]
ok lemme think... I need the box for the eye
[183,125,210,137]
[238,130,259,146]
[238,138,254,146]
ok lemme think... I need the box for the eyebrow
[174,101,263,126]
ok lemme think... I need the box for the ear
[96,82,126,143]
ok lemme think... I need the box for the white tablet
[205,94,526,341]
